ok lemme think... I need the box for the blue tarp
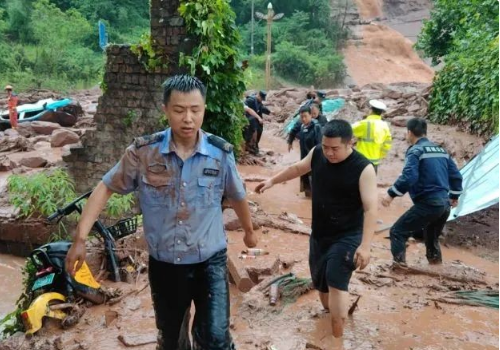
[448,135,499,221]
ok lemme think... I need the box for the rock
[385,106,408,118]
[16,123,35,137]
[31,121,62,135]
[223,209,259,231]
[407,103,422,113]
[39,110,77,127]
[31,135,51,144]
[391,116,414,127]
[4,129,19,137]
[51,129,80,147]
[0,135,33,152]
[11,165,29,174]
[384,89,404,100]
[19,156,48,168]
[335,88,353,97]
[61,142,82,157]
[0,156,16,171]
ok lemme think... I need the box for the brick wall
[64,0,191,192]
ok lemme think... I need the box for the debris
[118,334,157,347]
[239,254,257,260]
[243,248,269,256]
[391,263,488,285]
[305,342,323,350]
[269,283,280,306]
[348,295,362,315]
[228,254,255,292]
[430,290,499,308]
[277,211,304,225]
[104,310,118,327]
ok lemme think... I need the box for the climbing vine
[130,33,168,72]
[178,0,247,152]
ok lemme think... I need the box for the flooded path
[0,127,497,349]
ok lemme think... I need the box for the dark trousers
[390,197,450,264]
[149,249,234,350]
[256,122,263,147]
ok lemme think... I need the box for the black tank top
[311,147,371,239]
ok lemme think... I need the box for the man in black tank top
[256,120,378,342]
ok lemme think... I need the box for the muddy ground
[0,113,498,350]
[0,0,498,347]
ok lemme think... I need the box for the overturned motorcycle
[21,191,137,335]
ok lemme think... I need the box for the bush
[417,0,499,135]
[273,41,345,87]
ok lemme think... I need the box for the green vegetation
[179,0,247,151]
[7,168,76,219]
[0,0,149,92]
[234,0,348,88]
[7,169,136,239]
[0,259,36,339]
[417,0,499,136]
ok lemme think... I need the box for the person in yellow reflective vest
[352,100,392,173]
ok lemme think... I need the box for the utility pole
[251,0,254,56]
[256,3,284,91]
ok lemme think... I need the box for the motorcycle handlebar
[46,190,93,222]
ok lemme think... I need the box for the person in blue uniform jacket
[65,75,258,350]
[382,117,463,265]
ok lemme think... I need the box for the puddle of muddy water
[0,254,25,319]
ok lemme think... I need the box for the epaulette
[133,132,164,148]
[207,134,234,153]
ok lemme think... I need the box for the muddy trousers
[9,110,18,128]
[243,116,259,151]
[149,249,235,350]
[390,197,450,264]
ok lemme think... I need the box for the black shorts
[309,234,362,292]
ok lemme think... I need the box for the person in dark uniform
[244,90,270,154]
[382,117,463,265]
[256,120,377,344]
[311,103,328,127]
[65,75,258,350]
[287,105,322,197]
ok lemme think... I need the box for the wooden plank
[227,255,254,293]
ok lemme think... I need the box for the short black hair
[371,107,384,115]
[306,92,316,100]
[299,105,311,114]
[162,75,206,105]
[407,117,427,137]
[323,119,353,143]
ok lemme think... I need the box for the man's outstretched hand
[255,180,273,194]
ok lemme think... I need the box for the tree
[417,0,499,135]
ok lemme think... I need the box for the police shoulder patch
[207,134,234,153]
[133,132,165,148]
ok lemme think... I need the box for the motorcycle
[20,190,138,334]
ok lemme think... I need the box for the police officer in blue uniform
[65,75,258,350]
[382,117,463,265]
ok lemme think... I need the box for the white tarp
[448,135,499,221]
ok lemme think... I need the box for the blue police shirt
[102,128,246,264]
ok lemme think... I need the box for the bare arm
[256,147,315,193]
[244,105,262,120]
[354,165,378,269]
[65,181,113,275]
[229,198,257,248]
[75,181,113,241]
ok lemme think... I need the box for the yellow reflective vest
[352,115,392,165]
